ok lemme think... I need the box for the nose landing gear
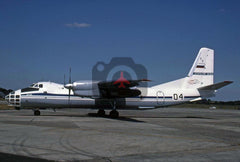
[34,109,41,116]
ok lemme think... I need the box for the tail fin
[185,48,214,89]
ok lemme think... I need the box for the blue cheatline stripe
[21,93,200,99]
[129,96,200,99]
[193,72,213,75]
[21,93,75,97]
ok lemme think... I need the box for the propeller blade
[68,88,71,107]
[69,68,71,84]
[64,74,66,85]
[68,68,72,108]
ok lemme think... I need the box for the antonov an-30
[5,48,232,118]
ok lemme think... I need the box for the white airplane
[5,48,232,118]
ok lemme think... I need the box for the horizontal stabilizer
[198,81,233,91]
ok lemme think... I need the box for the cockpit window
[33,84,38,88]
[39,84,43,88]
[30,83,36,87]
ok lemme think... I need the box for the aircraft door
[156,91,165,105]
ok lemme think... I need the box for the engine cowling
[72,80,99,90]
[65,80,100,98]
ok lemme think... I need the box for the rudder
[185,48,214,88]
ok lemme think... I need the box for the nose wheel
[34,110,41,116]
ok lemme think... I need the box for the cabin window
[39,84,43,88]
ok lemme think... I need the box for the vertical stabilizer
[185,48,214,89]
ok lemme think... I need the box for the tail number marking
[173,94,184,100]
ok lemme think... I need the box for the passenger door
[156,91,165,105]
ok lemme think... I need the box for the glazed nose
[6,91,20,106]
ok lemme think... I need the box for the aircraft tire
[97,109,105,116]
[34,110,41,116]
[110,110,119,118]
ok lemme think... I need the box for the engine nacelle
[74,89,100,98]
[70,80,100,98]
[72,80,99,90]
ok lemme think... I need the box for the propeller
[64,68,73,108]
[69,68,71,85]
[64,74,66,86]
[68,68,72,107]
[68,68,71,106]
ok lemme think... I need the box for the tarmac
[0,107,240,161]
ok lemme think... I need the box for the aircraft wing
[98,79,150,98]
[198,81,233,91]
[98,79,150,88]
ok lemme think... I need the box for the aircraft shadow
[30,113,145,123]
[87,113,145,122]
[21,111,212,121]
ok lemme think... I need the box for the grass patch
[171,103,240,110]
[0,104,15,110]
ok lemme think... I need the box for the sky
[0,0,239,101]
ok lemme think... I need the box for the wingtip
[141,79,151,82]
[224,81,233,84]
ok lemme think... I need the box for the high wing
[198,81,233,91]
[64,79,150,98]
[98,79,150,98]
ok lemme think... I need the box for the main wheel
[34,110,41,116]
[97,109,105,116]
[109,110,119,118]
[15,107,20,110]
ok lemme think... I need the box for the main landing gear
[97,100,119,118]
[97,109,119,118]
[109,99,119,118]
[97,109,105,116]
[109,110,119,118]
